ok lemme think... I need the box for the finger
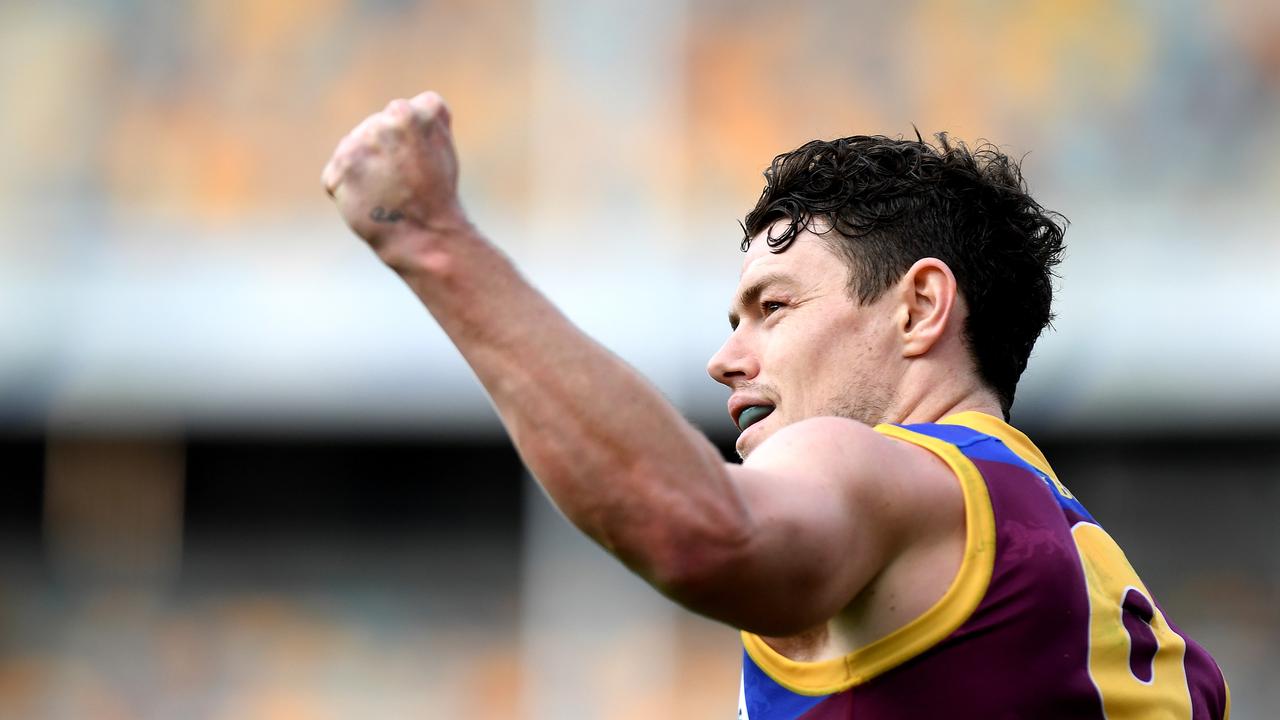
[384,97,412,121]
[331,181,350,209]
[350,111,382,144]
[321,137,345,196]
[321,136,355,197]
[372,112,407,144]
[321,159,342,198]
[409,90,451,129]
[321,122,373,196]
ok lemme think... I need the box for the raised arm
[321,92,950,636]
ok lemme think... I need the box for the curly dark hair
[741,133,1066,418]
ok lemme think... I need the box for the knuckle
[410,91,443,116]
[355,112,380,135]
[373,119,404,141]
[376,114,407,136]
[335,138,361,163]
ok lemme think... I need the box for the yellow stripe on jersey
[741,421,997,695]
[1225,676,1232,719]
[941,411,1075,499]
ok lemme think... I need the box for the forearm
[394,224,749,585]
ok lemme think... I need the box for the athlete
[322,92,1229,718]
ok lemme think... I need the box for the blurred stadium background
[2,0,1278,717]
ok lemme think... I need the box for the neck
[885,377,1003,427]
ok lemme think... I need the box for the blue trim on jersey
[900,422,1096,523]
[742,649,828,719]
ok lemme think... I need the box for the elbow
[654,548,838,637]
[577,488,752,604]
[606,456,754,603]
[643,522,754,610]
[641,524,845,637]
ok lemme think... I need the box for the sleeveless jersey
[738,411,1229,719]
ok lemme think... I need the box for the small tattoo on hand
[370,206,404,223]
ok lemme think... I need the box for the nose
[706,330,759,388]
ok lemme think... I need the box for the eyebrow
[728,272,795,329]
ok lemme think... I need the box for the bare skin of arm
[322,92,962,639]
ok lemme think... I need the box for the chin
[734,417,775,460]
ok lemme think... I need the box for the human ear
[899,258,957,357]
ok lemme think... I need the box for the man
[322,92,1229,718]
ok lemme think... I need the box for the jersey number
[1072,522,1193,718]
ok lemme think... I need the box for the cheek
[760,305,891,406]
[800,323,889,399]
[763,322,841,406]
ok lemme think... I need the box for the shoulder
[744,416,964,543]
[744,416,884,464]
[675,417,969,634]
[745,417,958,494]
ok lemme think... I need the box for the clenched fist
[322,91,468,272]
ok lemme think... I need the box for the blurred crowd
[2,0,1279,234]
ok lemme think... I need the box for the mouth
[736,404,775,432]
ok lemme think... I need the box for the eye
[761,300,785,317]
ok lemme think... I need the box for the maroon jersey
[738,412,1229,719]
